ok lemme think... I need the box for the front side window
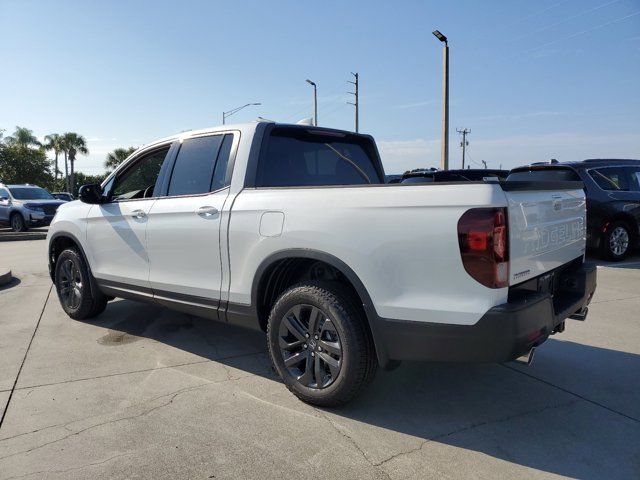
[111,146,170,201]
[167,134,233,196]
[0,188,9,199]
[256,127,382,187]
[8,187,54,200]
[589,167,629,191]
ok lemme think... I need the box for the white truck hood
[504,183,586,285]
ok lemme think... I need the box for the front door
[86,144,172,292]
[146,133,236,317]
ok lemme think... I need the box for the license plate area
[537,272,555,295]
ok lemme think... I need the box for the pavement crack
[590,295,640,305]
[0,285,52,432]
[3,451,133,480]
[373,400,578,468]
[316,410,392,480]
[13,350,267,392]
[0,383,208,461]
[501,363,640,423]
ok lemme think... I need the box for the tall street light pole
[433,30,449,171]
[222,102,261,125]
[306,79,318,126]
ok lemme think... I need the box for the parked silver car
[0,184,66,232]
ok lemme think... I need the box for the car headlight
[24,204,44,212]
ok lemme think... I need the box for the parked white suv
[47,122,597,405]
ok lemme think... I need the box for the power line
[525,9,640,54]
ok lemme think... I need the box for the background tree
[73,171,108,189]
[43,133,63,180]
[4,126,41,149]
[105,146,136,172]
[0,144,52,187]
[60,132,88,194]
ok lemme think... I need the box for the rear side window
[507,169,580,182]
[628,167,640,192]
[589,167,629,191]
[168,134,234,196]
[257,128,382,187]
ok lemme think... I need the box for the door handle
[196,206,219,217]
[131,209,146,219]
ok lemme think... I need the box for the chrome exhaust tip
[513,347,536,366]
[569,307,588,321]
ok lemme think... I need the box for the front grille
[42,205,59,216]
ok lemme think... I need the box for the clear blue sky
[1,0,639,174]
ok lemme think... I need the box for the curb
[0,232,47,242]
[0,267,11,286]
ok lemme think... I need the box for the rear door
[503,179,586,285]
[146,133,236,317]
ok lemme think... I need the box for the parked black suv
[509,159,640,260]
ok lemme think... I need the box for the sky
[1,0,639,175]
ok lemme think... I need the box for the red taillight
[458,207,509,288]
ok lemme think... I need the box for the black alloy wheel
[278,304,343,389]
[267,281,377,406]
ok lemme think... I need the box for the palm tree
[5,126,41,149]
[105,147,136,172]
[60,132,89,194]
[43,134,64,180]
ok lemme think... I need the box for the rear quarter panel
[228,184,509,326]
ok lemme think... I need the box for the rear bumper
[375,261,597,363]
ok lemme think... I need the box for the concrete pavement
[0,240,639,479]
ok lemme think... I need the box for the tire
[54,248,108,320]
[602,220,633,261]
[267,281,377,407]
[10,213,27,232]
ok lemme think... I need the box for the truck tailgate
[503,182,586,285]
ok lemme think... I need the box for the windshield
[9,187,55,200]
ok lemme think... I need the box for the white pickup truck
[47,122,597,406]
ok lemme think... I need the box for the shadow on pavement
[80,299,639,479]
[587,252,640,270]
[0,277,21,291]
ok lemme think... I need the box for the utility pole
[456,128,470,169]
[347,72,359,132]
[481,160,487,169]
[306,79,318,126]
[433,30,449,170]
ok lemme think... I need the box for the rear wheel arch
[252,250,389,367]
[603,213,638,241]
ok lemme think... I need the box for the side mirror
[0,196,9,205]
[78,184,104,204]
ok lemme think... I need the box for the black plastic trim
[374,261,596,363]
[250,248,389,366]
[500,180,584,191]
[48,231,102,301]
